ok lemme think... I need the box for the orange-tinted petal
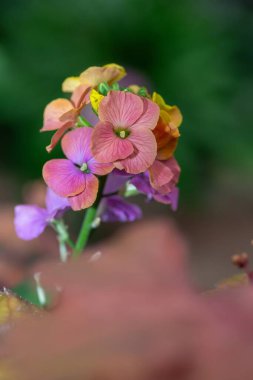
[46,122,73,153]
[62,76,82,93]
[41,99,74,132]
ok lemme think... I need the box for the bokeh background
[0,0,252,289]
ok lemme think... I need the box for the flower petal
[115,128,157,174]
[131,98,160,130]
[102,63,126,83]
[149,158,181,193]
[68,174,98,211]
[80,65,126,87]
[45,188,70,214]
[41,99,74,131]
[103,170,131,195]
[153,187,179,210]
[46,122,73,153]
[90,89,104,113]
[98,91,143,128]
[99,196,142,222]
[92,122,134,163]
[71,84,91,109]
[148,160,174,189]
[62,76,82,93]
[156,138,178,160]
[61,128,93,165]
[43,159,86,197]
[14,205,48,240]
[87,158,113,176]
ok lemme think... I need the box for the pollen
[119,130,126,139]
[80,163,88,172]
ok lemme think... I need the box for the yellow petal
[90,89,104,113]
[103,63,126,82]
[62,76,81,93]
[153,92,183,129]
[152,92,166,108]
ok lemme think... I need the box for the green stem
[73,176,106,258]
[72,206,97,258]
[77,115,92,127]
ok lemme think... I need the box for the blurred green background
[0,0,252,287]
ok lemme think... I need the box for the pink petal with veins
[43,159,86,197]
[62,128,93,165]
[98,91,143,128]
[68,174,99,211]
[41,99,74,131]
[131,97,160,130]
[115,127,157,174]
[92,122,134,163]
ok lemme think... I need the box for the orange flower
[152,92,182,160]
[62,63,126,93]
[41,85,90,152]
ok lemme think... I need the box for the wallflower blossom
[43,128,113,211]
[41,85,90,152]
[152,92,183,160]
[98,195,142,223]
[148,156,181,194]
[14,188,69,240]
[131,172,179,210]
[62,64,126,93]
[92,90,160,174]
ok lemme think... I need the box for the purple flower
[131,172,179,211]
[98,195,142,223]
[14,188,69,240]
[103,169,131,195]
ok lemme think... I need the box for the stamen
[80,163,88,172]
[119,130,126,139]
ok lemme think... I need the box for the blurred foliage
[0,0,252,201]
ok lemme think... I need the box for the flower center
[80,162,89,173]
[115,128,130,139]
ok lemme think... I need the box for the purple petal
[154,187,179,210]
[45,188,70,216]
[103,170,132,195]
[14,205,48,240]
[99,196,142,222]
[131,173,179,211]
[131,172,152,196]
[61,127,93,165]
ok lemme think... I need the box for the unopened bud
[232,253,249,269]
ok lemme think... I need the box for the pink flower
[41,85,90,152]
[42,128,113,211]
[148,156,181,194]
[92,91,160,174]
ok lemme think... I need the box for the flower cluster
[14,63,182,256]
[42,63,182,212]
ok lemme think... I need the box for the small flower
[14,188,69,240]
[98,195,142,223]
[43,128,113,211]
[131,157,180,210]
[148,156,180,194]
[152,92,182,160]
[92,91,160,174]
[41,85,91,152]
[62,63,126,93]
